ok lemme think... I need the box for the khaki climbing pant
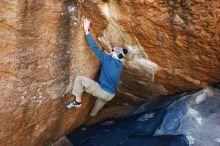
[72,75,115,116]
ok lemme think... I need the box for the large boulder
[94,0,220,98]
[0,0,100,145]
[0,0,219,145]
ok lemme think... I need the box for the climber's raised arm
[84,18,107,62]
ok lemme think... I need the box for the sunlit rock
[0,0,219,145]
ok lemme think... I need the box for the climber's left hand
[84,18,90,35]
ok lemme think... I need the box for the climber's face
[110,47,126,59]
[111,47,122,54]
[110,47,120,58]
[110,47,122,56]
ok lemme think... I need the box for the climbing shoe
[65,100,82,109]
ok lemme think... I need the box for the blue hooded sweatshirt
[85,34,123,94]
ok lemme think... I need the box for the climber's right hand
[84,18,90,35]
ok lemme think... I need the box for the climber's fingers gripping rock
[84,18,90,34]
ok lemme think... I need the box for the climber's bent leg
[66,75,115,114]
[89,86,115,116]
[66,75,100,109]
[72,75,101,97]
[90,98,107,116]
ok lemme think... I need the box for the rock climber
[65,18,128,116]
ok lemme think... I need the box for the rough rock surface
[96,0,220,98]
[0,0,99,145]
[0,0,219,145]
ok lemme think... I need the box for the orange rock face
[0,0,99,145]
[96,0,220,97]
[0,0,220,145]
[126,0,220,94]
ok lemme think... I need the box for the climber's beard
[110,51,120,60]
